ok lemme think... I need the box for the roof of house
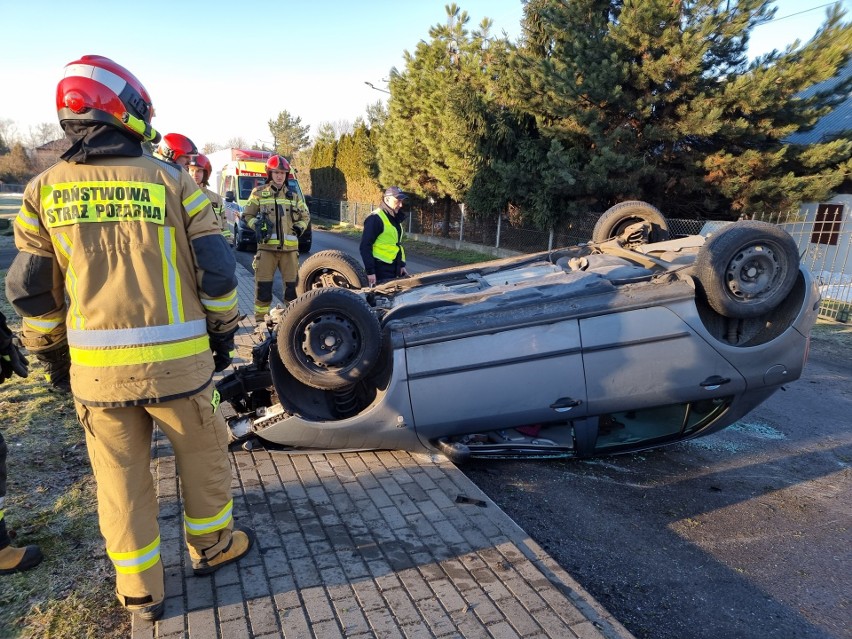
[785,59,852,145]
[34,138,69,152]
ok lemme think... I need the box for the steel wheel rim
[724,243,782,301]
[296,311,361,371]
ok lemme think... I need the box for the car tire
[234,224,247,252]
[693,221,800,319]
[592,201,670,244]
[296,250,369,296]
[277,287,381,390]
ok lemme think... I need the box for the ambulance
[207,148,312,253]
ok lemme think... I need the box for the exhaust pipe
[436,438,471,464]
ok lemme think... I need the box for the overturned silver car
[217,201,819,461]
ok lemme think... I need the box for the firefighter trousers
[75,383,234,608]
[254,247,299,320]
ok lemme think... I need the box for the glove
[209,333,235,372]
[0,318,29,383]
[257,214,271,242]
[293,223,304,238]
[36,346,71,392]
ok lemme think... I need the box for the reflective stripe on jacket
[6,155,239,405]
[371,209,405,264]
[203,186,230,237]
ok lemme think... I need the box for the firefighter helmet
[265,155,291,180]
[155,133,198,165]
[189,153,212,184]
[57,55,160,143]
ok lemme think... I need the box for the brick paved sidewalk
[131,263,635,639]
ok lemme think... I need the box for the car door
[579,303,747,415]
[406,319,588,439]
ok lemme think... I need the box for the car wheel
[234,224,247,251]
[592,201,670,244]
[296,250,369,296]
[277,288,381,390]
[693,221,800,319]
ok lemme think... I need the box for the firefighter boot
[134,600,164,622]
[0,542,43,575]
[191,526,254,576]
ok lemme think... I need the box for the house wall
[790,194,852,277]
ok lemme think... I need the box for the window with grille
[810,203,844,245]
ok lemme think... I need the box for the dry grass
[0,267,129,638]
[811,317,852,343]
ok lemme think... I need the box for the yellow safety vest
[372,209,405,264]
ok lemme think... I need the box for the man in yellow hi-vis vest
[4,55,253,621]
[359,186,409,286]
[242,155,309,322]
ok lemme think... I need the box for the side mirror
[225,190,236,203]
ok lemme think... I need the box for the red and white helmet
[265,154,291,180]
[57,55,160,142]
[155,133,198,165]
[188,153,212,184]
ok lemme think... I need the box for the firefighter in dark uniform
[359,186,409,286]
[5,55,254,621]
[242,155,309,321]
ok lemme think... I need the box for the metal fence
[752,210,852,323]
[309,198,851,322]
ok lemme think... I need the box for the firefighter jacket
[5,155,240,406]
[203,186,230,237]
[242,182,308,252]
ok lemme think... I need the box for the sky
[0,0,848,150]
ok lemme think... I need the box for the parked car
[217,201,819,461]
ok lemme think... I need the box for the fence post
[496,214,502,249]
[548,227,554,251]
[459,203,465,243]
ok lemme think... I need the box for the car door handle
[550,397,582,412]
[700,375,731,389]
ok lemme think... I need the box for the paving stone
[216,584,246,621]
[278,605,312,639]
[246,596,279,635]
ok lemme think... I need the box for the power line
[772,2,837,22]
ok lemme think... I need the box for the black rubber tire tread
[592,201,670,244]
[296,249,369,296]
[693,221,800,319]
[276,287,381,390]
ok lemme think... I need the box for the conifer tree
[379,4,511,229]
[481,0,851,223]
[268,110,311,159]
